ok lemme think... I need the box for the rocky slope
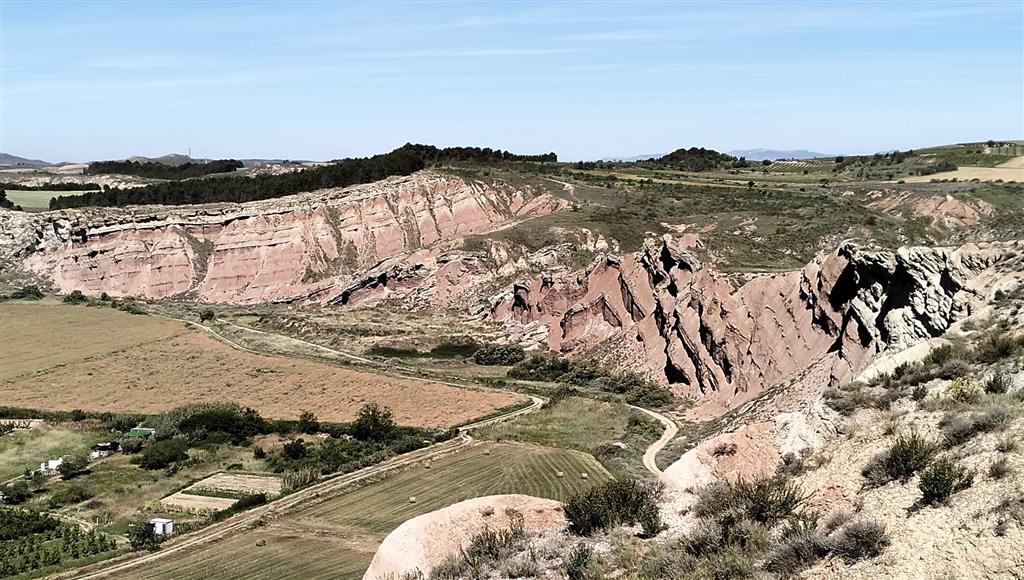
[0,171,564,304]
[489,236,1010,408]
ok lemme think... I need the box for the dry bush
[919,457,974,506]
[828,520,890,563]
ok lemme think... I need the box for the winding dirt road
[629,404,678,477]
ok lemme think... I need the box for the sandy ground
[1,325,524,427]
[902,156,1024,182]
[363,494,565,579]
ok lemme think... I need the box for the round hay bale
[424,462,431,469]
[556,471,565,478]
[409,496,417,504]
[580,472,588,480]
[256,539,266,547]
[483,449,491,456]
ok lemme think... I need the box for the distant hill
[728,149,834,161]
[127,153,194,166]
[600,153,666,162]
[0,153,51,168]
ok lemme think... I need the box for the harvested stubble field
[0,302,523,427]
[163,472,284,512]
[125,442,611,580]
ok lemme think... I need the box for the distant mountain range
[126,153,297,168]
[728,149,834,161]
[0,153,51,168]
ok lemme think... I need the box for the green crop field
[3,190,95,209]
[128,442,611,580]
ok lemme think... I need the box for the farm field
[0,301,184,380]
[124,442,611,580]
[476,396,663,479]
[3,189,95,209]
[902,155,1024,183]
[162,472,283,512]
[0,302,523,427]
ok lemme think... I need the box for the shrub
[253,446,266,459]
[911,384,928,402]
[692,476,805,526]
[936,359,970,380]
[638,501,663,538]
[62,289,88,304]
[209,493,268,522]
[824,390,857,416]
[985,372,1010,395]
[564,479,659,536]
[297,410,319,434]
[828,520,890,563]
[764,520,829,576]
[7,285,45,300]
[472,344,526,366]
[996,437,1018,453]
[924,343,967,366]
[941,414,979,448]
[47,483,94,508]
[863,432,937,485]
[624,381,676,408]
[137,438,189,470]
[0,481,31,504]
[508,355,572,381]
[947,375,982,404]
[973,332,1024,364]
[58,454,89,479]
[712,442,739,457]
[943,405,1011,448]
[989,457,1012,480]
[919,457,974,505]
[565,543,599,580]
[199,309,215,322]
[128,521,162,551]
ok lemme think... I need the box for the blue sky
[2,1,1022,162]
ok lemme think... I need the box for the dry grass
[0,301,183,380]
[1,303,523,428]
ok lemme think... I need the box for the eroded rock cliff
[490,236,1007,406]
[0,171,564,304]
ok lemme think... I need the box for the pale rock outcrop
[363,494,564,579]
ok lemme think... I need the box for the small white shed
[149,517,174,535]
[40,457,64,472]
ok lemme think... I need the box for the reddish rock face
[490,236,1002,407]
[3,171,564,304]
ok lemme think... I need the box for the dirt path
[629,405,678,477]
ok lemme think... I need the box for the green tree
[297,410,319,434]
[58,454,89,479]
[127,522,160,551]
[351,402,396,442]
